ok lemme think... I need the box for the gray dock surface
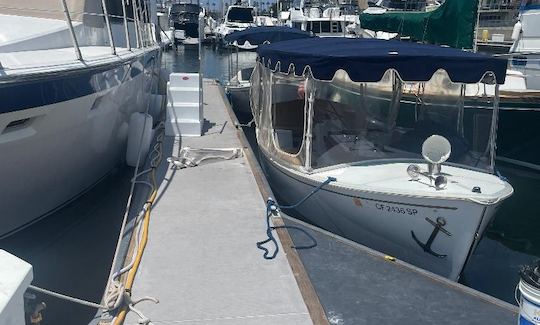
[125,80,314,325]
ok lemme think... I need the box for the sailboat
[0,0,161,238]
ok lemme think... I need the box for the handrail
[121,0,131,51]
[3,1,157,61]
[60,0,82,61]
[141,0,150,47]
[101,0,116,55]
[142,0,150,47]
[133,0,142,48]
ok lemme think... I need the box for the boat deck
[117,79,517,325]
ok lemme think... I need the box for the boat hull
[259,151,501,280]
[227,84,252,122]
[0,48,161,238]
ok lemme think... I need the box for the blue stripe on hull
[0,50,159,114]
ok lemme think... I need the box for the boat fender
[512,21,522,41]
[126,112,153,167]
[149,94,164,121]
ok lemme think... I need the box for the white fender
[512,21,522,41]
[126,112,153,167]
[149,94,164,121]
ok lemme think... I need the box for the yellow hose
[113,156,159,324]
[113,170,157,325]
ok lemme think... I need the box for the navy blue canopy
[257,38,508,84]
[224,26,313,45]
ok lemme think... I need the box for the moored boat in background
[169,0,202,45]
[360,0,540,171]
[215,5,256,48]
[286,0,360,38]
[224,26,313,122]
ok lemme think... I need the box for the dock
[123,80,318,325]
[116,79,518,325]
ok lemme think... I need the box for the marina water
[0,45,538,324]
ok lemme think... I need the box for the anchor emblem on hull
[411,217,452,258]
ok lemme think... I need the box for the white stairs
[165,73,203,137]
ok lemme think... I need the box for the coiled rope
[256,176,336,260]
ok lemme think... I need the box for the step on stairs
[165,73,203,137]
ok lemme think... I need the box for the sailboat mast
[473,0,481,52]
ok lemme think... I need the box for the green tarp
[360,0,478,49]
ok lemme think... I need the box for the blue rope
[256,177,336,260]
[496,169,508,182]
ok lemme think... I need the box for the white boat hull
[259,152,502,280]
[227,83,251,120]
[0,49,161,238]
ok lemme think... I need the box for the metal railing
[0,0,157,62]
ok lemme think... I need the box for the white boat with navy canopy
[251,38,513,280]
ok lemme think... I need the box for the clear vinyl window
[271,72,306,155]
[309,70,497,172]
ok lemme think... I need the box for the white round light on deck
[422,135,451,164]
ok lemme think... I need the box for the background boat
[215,5,256,47]
[169,0,202,45]
[223,26,313,122]
[359,0,540,171]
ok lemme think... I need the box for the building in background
[477,0,521,49]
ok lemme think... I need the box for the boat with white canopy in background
[0,0,161,238]
[250,37,513,280]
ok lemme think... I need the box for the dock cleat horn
[407,135,451,190]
